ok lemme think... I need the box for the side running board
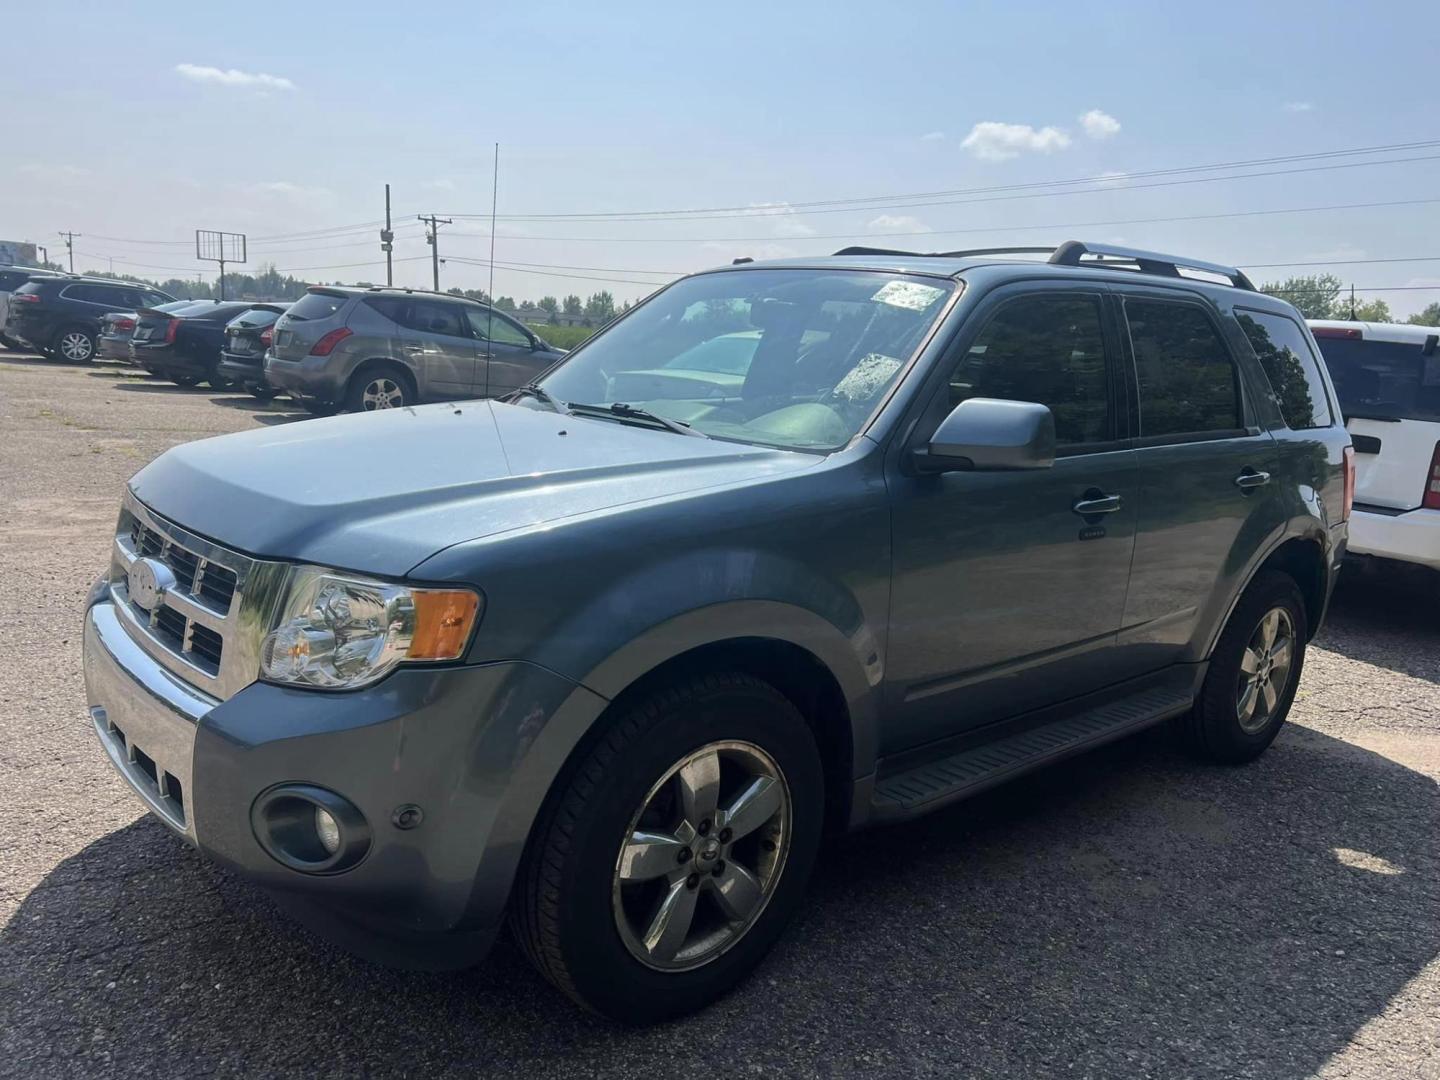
[872,685,1193,820]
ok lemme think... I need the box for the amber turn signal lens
[407,590,481,660]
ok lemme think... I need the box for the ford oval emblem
[128,557,177,611]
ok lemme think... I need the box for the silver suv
[263,286,565,411]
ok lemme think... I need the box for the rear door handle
[1234,469,1271,490]
[1072,493,1123,516]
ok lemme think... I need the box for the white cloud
[920,131,945,142]
[1079,109,1121,140]
[248,180,331,199]
[868,214,930,234]
[748,202,815,238]
[176,63,295,91]
[961,121,1071,162]
[1283,101,1315,113]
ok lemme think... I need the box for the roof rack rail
[831,241,1256,290]
[1049,241,1255,290]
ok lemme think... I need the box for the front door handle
[1072,493,1123,516]
[402,344,425,354]
[1234,469,1271,491]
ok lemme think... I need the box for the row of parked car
[0,267,566,413]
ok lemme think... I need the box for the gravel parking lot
[1,352,1437,1079]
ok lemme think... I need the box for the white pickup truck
[1310,319,1440,574]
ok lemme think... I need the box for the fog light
[315,806,341,854]
[250,784,371,874]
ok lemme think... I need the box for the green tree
[1408,301,1440,327]
[1349,298,1392,322]
[584,290,616,323]
[562,294,583,318]
[1259,273,1343,319]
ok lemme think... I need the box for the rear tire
[53,326,96,363]
[171,373,202,388]
[248,384,280,400]
[0,334,22,351]
[1180,570,1308,764]
[511,672,824,1023]
[345,363,415,412]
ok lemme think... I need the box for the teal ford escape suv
[82,241,1353,1022]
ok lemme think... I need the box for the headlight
[260,571,481,690]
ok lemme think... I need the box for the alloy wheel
[58,331,93,362]
[1236,606,1295,734]
[361,377,405,410]
[612,740,791,972]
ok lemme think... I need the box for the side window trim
[1115,289,1255,445]
[923,283,1121,456]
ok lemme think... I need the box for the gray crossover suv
[82,242,1352,1022]
[263,285,565,412]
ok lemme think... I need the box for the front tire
[1180,570,1308,763]
[248,384,280,400]
[511,672,824,1023]
[171,373,202,387]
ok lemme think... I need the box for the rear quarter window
[1236,310,1333,429]
[286,292,350,321]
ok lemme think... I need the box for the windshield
[533,268,954,450]
[1314,335,1440,423]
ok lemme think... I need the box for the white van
[1310,319,1440,572]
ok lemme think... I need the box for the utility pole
[381,184,394,286]
[58,231,79,273]
[419,214,451,291]
[36,245,48,266]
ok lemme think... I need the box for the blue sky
[4,0,1439,313]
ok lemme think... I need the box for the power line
[462,139,1440,221]
[443,148,1440,224]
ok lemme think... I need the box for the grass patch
[526,323,596,350]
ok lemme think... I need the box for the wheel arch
[346,356,418,401]
[1208,529,1330,656]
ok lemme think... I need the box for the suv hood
[130,401,818,577]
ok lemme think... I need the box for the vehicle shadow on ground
[1320,565,1440,684]
[4,725,1436,1077]
[0,354,97,371]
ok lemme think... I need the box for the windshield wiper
[567,401,709,438]
[510,384,570,414]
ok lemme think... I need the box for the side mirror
[914,397,1056,473]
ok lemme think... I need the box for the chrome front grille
[108,493,292,701]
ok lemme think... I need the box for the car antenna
[487,142,499,348]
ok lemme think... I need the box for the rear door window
[1312,335,1440,423]
[1236,310,1333,429]
[405,300,470,338]
[1124,299,1243,438]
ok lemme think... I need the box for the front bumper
[82,596,606,967]
[1348,505,1440,571]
